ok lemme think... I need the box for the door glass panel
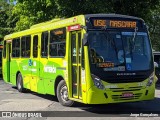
[71,34,76,63]
[71,33,77,97]
[71,31,82,98]
[78,32,82,98]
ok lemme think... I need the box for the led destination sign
[110,20,136,28]
[93,19,137,28]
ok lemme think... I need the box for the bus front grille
[111,93,142,101]
[109,86,143,92]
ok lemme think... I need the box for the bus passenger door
[71,31,82,99]
[31,35,43,93]
[3,40,11,82]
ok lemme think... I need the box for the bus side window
[33,35,38,58]
[50,44,56,56]
[41,31,48,57]
[21,36,31,58]
[3,41,6,58]
[58,43,65,56]
[49,28,66,57]
[12,38,20,58]
[26,36,31,57]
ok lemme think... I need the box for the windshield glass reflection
[88,31,152,71]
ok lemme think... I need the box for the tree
[13,0,160,30]
[148,8,160,51]
[13,0,58,31]
[0,0,16,40]
[11,0,160,50]
[54,0,111,17]
[54,0,159,20]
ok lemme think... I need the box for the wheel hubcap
[18,82,21,90]
[18,77,21,90]
[60,86,69,101]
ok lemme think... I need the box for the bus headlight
[91,74,104,89]
[147,73,154,86]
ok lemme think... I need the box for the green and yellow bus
[3,14,156,106]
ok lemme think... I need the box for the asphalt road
[0,79,160,120]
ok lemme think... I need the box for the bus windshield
[88,31,152,71]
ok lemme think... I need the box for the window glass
[12,38,20,57]
[88,31,152,71]
[33,35,38,58]
[21,36,31,58]
[49,28,66,57]
[3,41,6,58]
[71,34,76,63]
[41,32,48,57]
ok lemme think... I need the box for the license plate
[122,92,133,97]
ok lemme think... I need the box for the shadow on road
[11,86,59,102]
[11,84,160,114]
[76,97,160,114]
[31,93,58,102]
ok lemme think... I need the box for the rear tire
[57,80,74,106]
[16,73,25,92]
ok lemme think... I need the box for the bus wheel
[57,80,74,107]
[17,73,25,92]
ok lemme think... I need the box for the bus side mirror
[82,33,88,46]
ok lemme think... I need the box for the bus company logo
[44,66,56,73]
[117,73,136,76]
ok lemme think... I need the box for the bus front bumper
[86,83,155,104]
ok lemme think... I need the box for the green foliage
[2,0,160,50]
[54,0,111,17]
[54,0,159,20]
[148,8,160,51]
[13,0,58,31]
[13,0,160,29]
[0,0,16,40]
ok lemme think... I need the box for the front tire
[57,80,74,106]
[16,73,25,92]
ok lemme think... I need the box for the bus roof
[4,15,85,40]
[4,14,144,40]
[30,18,61,29]
[84,14,144,21]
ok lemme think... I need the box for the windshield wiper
[129,27,138,60]
[104,30,119,60]
[132,27,138,49]
[129,39,133,60]
[111,37,118,60]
